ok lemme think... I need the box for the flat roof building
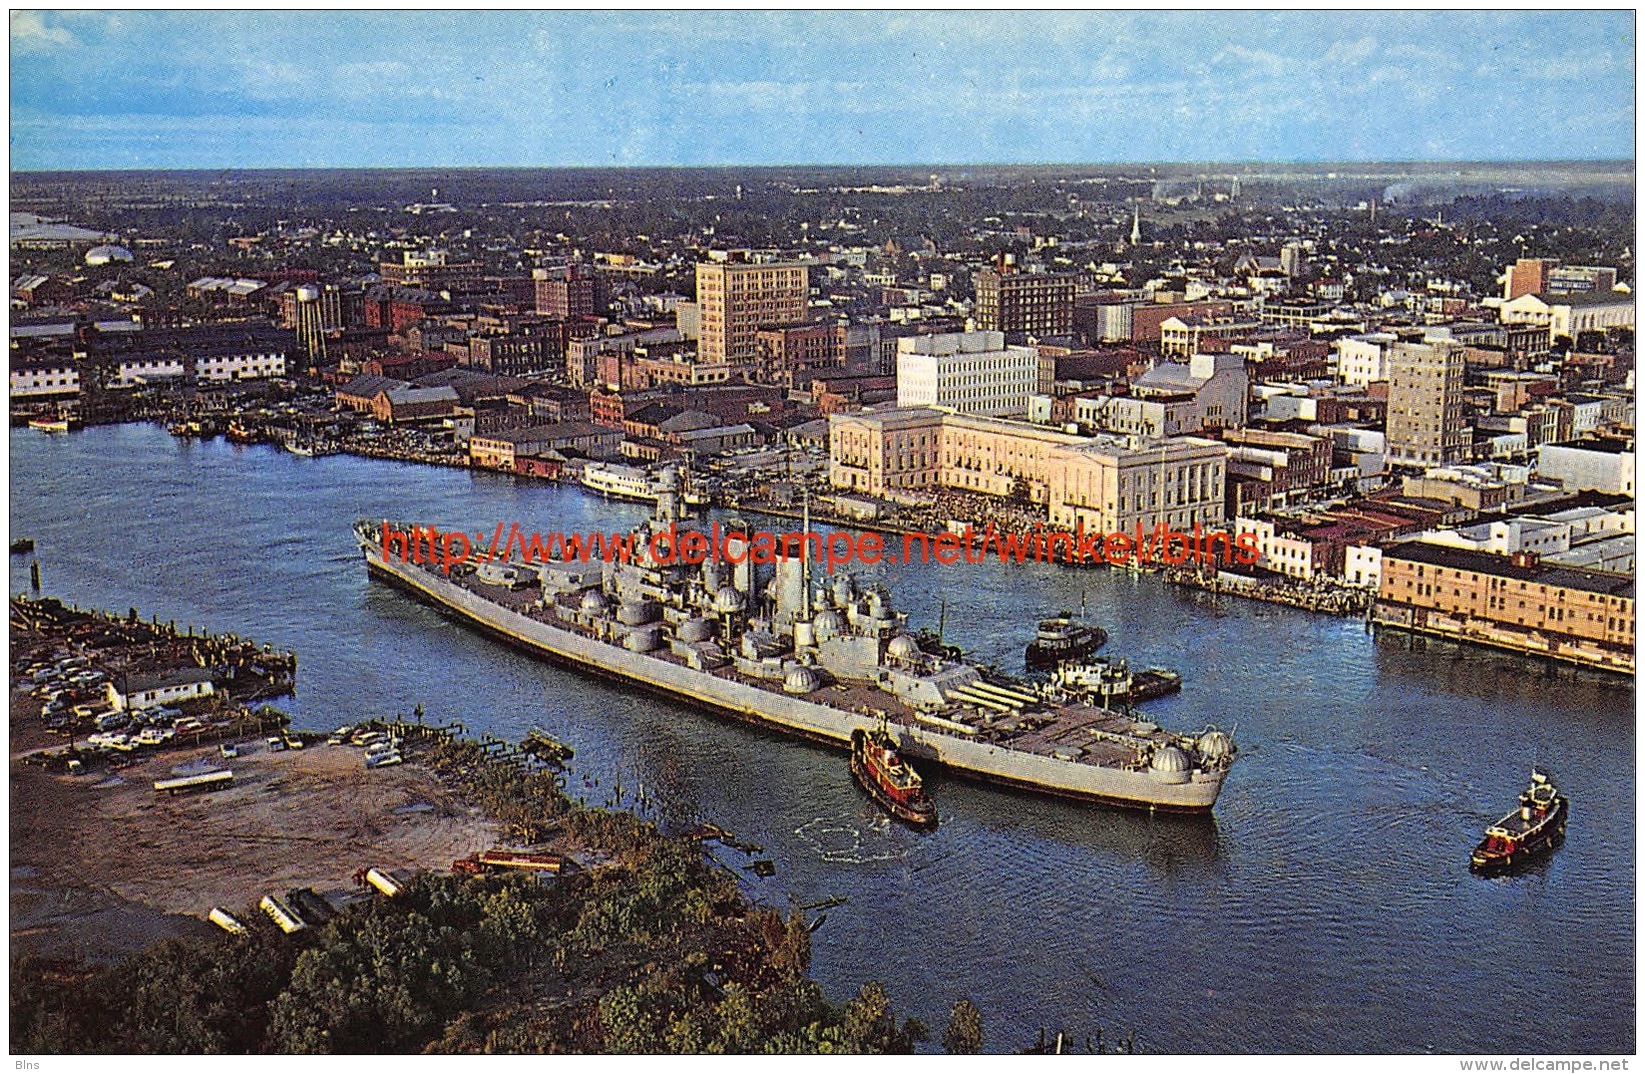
[895,330,1039,417]
[695,258,809,365]
[1386,338,1467,468]
[974,262,1078,337]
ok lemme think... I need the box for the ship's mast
[801,487,812,619]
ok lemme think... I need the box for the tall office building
[1386,339,1467,467]
[973,255,1078,337]
[695,258,809,364]
[1280,242,1308,279]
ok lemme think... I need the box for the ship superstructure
[356,478,1237,811]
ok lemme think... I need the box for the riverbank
[1161,565,1374,616]
[9,735,500,963]
[728,495,1373,619]
[11,421,1635,1054]
[11,707,942,1054]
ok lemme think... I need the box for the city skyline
[9,10,1637,171]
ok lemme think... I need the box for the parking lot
[11,731,499,962]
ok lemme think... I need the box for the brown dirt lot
[11,738,500,962]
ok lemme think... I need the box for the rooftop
[481,421,613,445]
[1537,289,1635,308]
[1385,539,1633,597]
[1543,436,1633,456]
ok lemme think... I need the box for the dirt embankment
[11,738,500,962]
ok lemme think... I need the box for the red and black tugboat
[850,727,937,828]
[1470,769,1568,874]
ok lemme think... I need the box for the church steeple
[1129,206,1141,246]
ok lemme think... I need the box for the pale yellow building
[1386,339,1467,467]
[939,413,1086,502]
[829,407,946,494]
[696,259,809,364]
[1046,436,1228,533]
[828,406,1227,527]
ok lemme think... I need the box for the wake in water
[794,815,898,864]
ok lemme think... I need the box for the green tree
[942,998,985,1054]
[597,983,664,1053]
[110,936,293,1053]
[820,982,929,1054]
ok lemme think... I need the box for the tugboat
[1052,657,1182,707]
[850,727,937,828]
[1470,770,1568,874]
[1025,613,1107,670]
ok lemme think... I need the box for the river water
[9,424,1635,1053]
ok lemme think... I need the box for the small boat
[225,420,261,445]
[850,727,937,827]
[521,727,575,764]
[1471,769,1568,874]
[1055,658,1183,706]
[1025,613,1107,669]
[28,417,70,433]
[10,538,34,555]
[581,461,662,503]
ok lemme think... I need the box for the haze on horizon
[9,10,1636,172]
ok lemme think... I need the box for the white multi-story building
[10,360,80,397]
[1334,332,1395,387]
[1500,290,1635,343]
[895,330,1039,417]
[1537,439,1635,495]
[110,356,188,388]
[1048,435,1229,535]
[1344,545,1383,589]
[195,350,286,383]
[1068,352,1249,437]
[1230,516,1322,580]
[1408,505,1635,577]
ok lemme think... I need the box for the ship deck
[1487,798,1564,838]
[394,552,1193,775]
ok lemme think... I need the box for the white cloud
[10,11,76,52]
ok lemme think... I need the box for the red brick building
[534,264,606,320]
[754,321,844,386]
[362,352,458,380]
[363,286,451,334]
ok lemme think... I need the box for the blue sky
[9,10,1636,170]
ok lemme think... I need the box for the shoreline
[8,732,502,962]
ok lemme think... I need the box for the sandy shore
[11,736,500,962]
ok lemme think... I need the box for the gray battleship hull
[361,543,1227,812]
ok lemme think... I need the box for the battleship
[354,479,1237,812]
